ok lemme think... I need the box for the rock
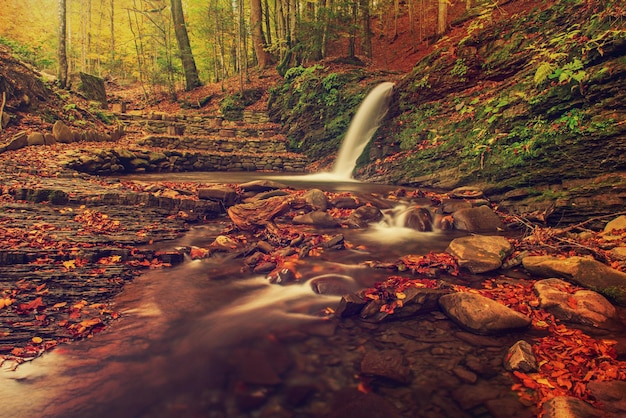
[310,274,357,295]
[1,111,10,128]
[522,255,626,305]
[44,133,56,145]
[228,196,291,231]
[238,179,287,192]
[5,131,28,151]
[587,380,626,416]
[26,132,45,146]
[323,234,345,249]
[361,288,448,322]
[303,188,328,211]
[332,196,360,209]
[292,210,340,228]
[541,396,603,418]
[503,340,538,373]
[198,186,238,207]
[533,278,616,327]
[451,186,484,199]
[79,72,107,108]
[446,235,512,273]
[441,198,472,214]
[360,349,411,384]
[335,292,367,317]
[439,292,531,335]
[404,207,433,231]
[346,205,383,228]
[604,215,626,233]
[453,206,504,233]
[52,120,74,143]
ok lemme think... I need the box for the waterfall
[331,81,395,179]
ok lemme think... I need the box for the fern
[534,61,556,86]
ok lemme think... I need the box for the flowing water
[1,196,479,418]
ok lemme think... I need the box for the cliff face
[270,0,626,225]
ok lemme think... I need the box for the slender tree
[437,0,448,35]
[57,0,68,88]
[170,0,201,90]
[250,0,273,68]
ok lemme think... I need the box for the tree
[57,0,68,88]
[437,0,448,35]
[250,0,273,68]
[170,0,201,90]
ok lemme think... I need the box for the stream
[0,172,543,418]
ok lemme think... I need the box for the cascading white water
[331,81,395,179]
[274,81,394,183]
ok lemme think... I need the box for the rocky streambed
[0,144,625,418]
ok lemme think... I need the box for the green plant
[414,74,431,89]
[451,59,468,82]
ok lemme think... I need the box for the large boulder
[292,210,340,228]
[446,235,512,273]
[439,292,531,335]
[404,207,433,231]
[303,188,328,211]
[198,186,238,207]
[79,72,107,108]
[453,206,504,233]
[522,255,626,305]
[52,120,74,143]
[4,131,28,151]
[533,278,616,327]
[227,196,291,231]
[346,205,383,228]
[541,397,603,418]
[604,215,626,233]
[26,132,45,146]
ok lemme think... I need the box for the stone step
[63,146,309,175]
[116,110,277,136]
[137,134,289,153]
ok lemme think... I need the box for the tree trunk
[437,0,448,35]
[360,0,371,59]
[170,0,201,90]
[110,0,115,63]
[251,0,273,68]
[57,0,68,89]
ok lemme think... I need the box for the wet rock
[451,186,484,199]
[198,186,238,207]
[439,292,531,335]
[452,380,502,411]
[503,340,538,373]
[238,179,287,192]
[255,240,274,254]
[533,278,616,327]
[268,266,296,285]
[292,210,340,228]
[335,292,367,317]
[453,205,504,233]
[346,205,383,228]
[541,396,603,418]
[5,131,28,151]
[331,195,360,209]
[485,396,535,418]
[446,235,512,273]
[323,234,345,249]
[522,255,626,305]
[228,196,291,231]
[310,274,357,295]
[282,383,316,408]
[254,262,276,274]
[441,198,472,214]
[250,189,291,201]
[303,188,328,211]
[452,365,478,383]
[360,349,411,384]
[52,120,74,143]
[404,207,433,231]
[587,380,626,416]
[325,389,402,418]
[27,132,45,146]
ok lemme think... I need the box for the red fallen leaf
[567,296,578,309]
[18,297,45,312]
